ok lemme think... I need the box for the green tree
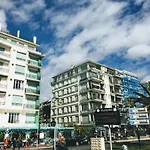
[131,83,150,110]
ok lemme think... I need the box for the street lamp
[51,97,59,150]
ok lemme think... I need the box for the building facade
[51,61,123,125]
[39,100,51,125]
[121,70,147,101]
[0,25,44,130]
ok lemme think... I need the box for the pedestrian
[12,138,16,150]
[56,136,69,150]
[17,139,22,150]
[4,137,8,149]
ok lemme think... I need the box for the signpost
[129,108,149,125]
[94,108,121,150]
[129,107,149,149]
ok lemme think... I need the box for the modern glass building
[121,70,147,101]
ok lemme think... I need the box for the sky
[0,0,150,101]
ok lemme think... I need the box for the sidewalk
[5,145,53,150]
[114,136,150,143]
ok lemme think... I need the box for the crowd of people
[1,134,69,150]
[2,137,30,150]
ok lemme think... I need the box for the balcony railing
[12,103,22,106]
[25,88,40,94]
[0,51,10,58]
[0,66,9,73]
[24,104,35,109]
[28,59,41,67]
[0,101,5,105]
[26,73,40,80]
[0,84,7,89]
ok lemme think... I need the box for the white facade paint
[51,61,123,125]
[0,27,44,130]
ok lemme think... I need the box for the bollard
[122,144,128,150]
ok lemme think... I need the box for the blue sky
[1,0,150,101]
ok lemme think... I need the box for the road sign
[129,108,149,125]
[94,108,121,125]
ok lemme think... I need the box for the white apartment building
[51,61,123,125]
[0,25,44,130]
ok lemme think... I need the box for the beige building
[51,61,123,125]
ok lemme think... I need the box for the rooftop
[0,24,39,48]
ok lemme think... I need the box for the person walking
[56,136,69,150]
[16,139,22,150]
[12,138,16,150]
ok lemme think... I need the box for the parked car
[66,135,91,146]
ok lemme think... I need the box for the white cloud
[11,0,46,23]
[125,45,150,60]
[41,0,150,100]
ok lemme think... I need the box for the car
[66,135,91,146]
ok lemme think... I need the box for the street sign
[94,108,121,125]
[129,108,149,125]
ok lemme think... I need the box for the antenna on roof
[33,36,37,44]
[17,30,20,38]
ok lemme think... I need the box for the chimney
[17,30,20,38]
[33,36,37,44]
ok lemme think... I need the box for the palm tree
[130,83,150,110]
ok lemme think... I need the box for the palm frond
[140,83,150,97]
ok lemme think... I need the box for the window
[25,113,35,123]
[0,62,3,66]
[81,65,87,71]
[8,113,19,123]
[13,79,24,90]
[12,95,23,106]
[82,115,89,123]
[0,47,4,51]
[16,52,26,61]
[15,65,25,75]
[80,73,87,80]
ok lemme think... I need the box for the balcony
[89,76,103,82]
[80,88,88,93]
[80,98,89,103]
[25,87,40,96]
[114,80,121,86]
[0,83,7,92]
[0,66,9,76]
[115,90,123,97]
[0,51,10,61]
[90,87,105,93]
[12,103,22,106]
[28,59,41,68]
[26,73,40,81]
[24,104,35,109]
[0,101,5,105]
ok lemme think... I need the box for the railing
[0,84,7,89]
[0,51,10,58]
[25,88,40,94]
[28,60,41,67]
[0,101,5,105]
[0,66,9,73]
[26,73,40,80]
[12,103,22,106]
[25,121,35,124]
[24,104,35,109]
